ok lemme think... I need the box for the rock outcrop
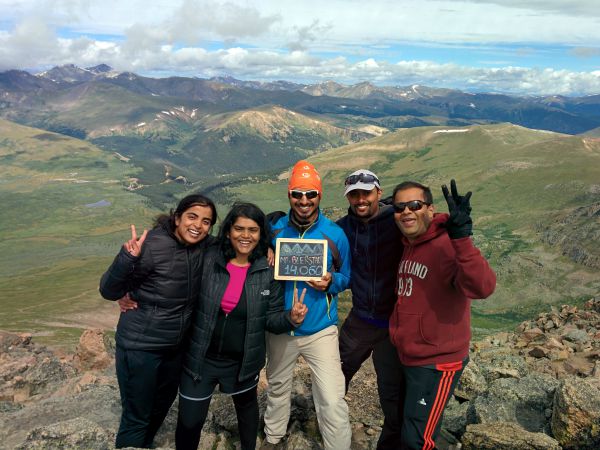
[551,377,600,449]
[462,422,562,450]
[453,299,600,450]
[0,298,599,449]
[0,331,76,404]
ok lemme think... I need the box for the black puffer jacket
[99,226,214,350]
[336,204,403,323]
[183,247,293,383]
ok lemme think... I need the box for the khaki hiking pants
[263,325,351,450]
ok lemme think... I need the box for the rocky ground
[1,299,599,450]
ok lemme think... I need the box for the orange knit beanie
[288,160,322,194]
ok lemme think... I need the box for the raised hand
[290,288,308,324]
[441,179,473,239]
[117,292,138,313]
[123,224,148,257]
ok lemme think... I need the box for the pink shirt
[221,262,250,314]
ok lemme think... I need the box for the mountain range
[3,64,600,207]
[0,64,599,347]
[3,64,600,134]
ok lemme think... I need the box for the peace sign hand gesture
[123,224,148,257]
[290,287,308,325]
[441,179,473,239]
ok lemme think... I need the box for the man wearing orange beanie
[262,161,352,449]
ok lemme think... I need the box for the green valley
[0,119,159,345]
[1,117,599,348]
[222,124,600,333]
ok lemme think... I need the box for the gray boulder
[462,422,561,450]
[16,417,113,450]
[551,376,600,449]
[476,353,529,382]
[348,422,379,450]
[0,383,121,449]
[469,373,559,433]
[454,361,487,400]
[442,396,469,437]
[284,429,322,450]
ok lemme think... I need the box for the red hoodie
[389,213,496,366]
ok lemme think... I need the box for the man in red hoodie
[389,180,496,450]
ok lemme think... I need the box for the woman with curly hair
[176,202,307,450]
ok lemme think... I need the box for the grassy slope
[2,120,599,346]
[0,118,160,347]
[225,124,600,332]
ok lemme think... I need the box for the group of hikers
[99,160,496,450]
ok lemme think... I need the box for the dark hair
[218,202,270,263]
[266,210,286,227]
[392,181,434,204]
[154,193,217,232]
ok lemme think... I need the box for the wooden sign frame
[274,238,328,281]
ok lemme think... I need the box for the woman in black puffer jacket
[99,194,217,449]
[176,202,307,450]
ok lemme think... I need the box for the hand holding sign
[123,224,148,257]
[290,288,308,324]
[274,238,328,281]
[307,271,332,292]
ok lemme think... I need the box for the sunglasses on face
[289,189,319,200]
[345,173,380,186]
[393,200,430,213]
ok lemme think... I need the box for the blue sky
[1,0,599,95]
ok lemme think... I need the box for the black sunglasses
[345,173,380,186]
[393,200,430,213]
[289,189,319,200]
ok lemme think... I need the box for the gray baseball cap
[344,169,381,196]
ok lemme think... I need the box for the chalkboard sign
[274,238,328,281]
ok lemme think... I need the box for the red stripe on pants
[421,369,457,450]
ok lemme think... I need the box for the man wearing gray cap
[336,169,404,449]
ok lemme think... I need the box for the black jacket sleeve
[99,245,152,300]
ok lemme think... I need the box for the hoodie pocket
[391,311,437,357]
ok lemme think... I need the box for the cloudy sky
[1,0,599,95]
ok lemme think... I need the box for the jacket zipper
[217,313,229,356]
[179,247,192,345]
[240,282,250,380]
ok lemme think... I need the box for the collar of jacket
[213,249,269,274]
[287,208,322,233]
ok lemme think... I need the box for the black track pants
[398,361,465,450]
[114,346,182,448]
[339,311,403,449]
[176,386,259,450]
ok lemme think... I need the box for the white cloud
[459,0,600,17]
[286,20,330,52]
[1,0,600,95]
[0,17,62,68]
[164,0,280,43]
